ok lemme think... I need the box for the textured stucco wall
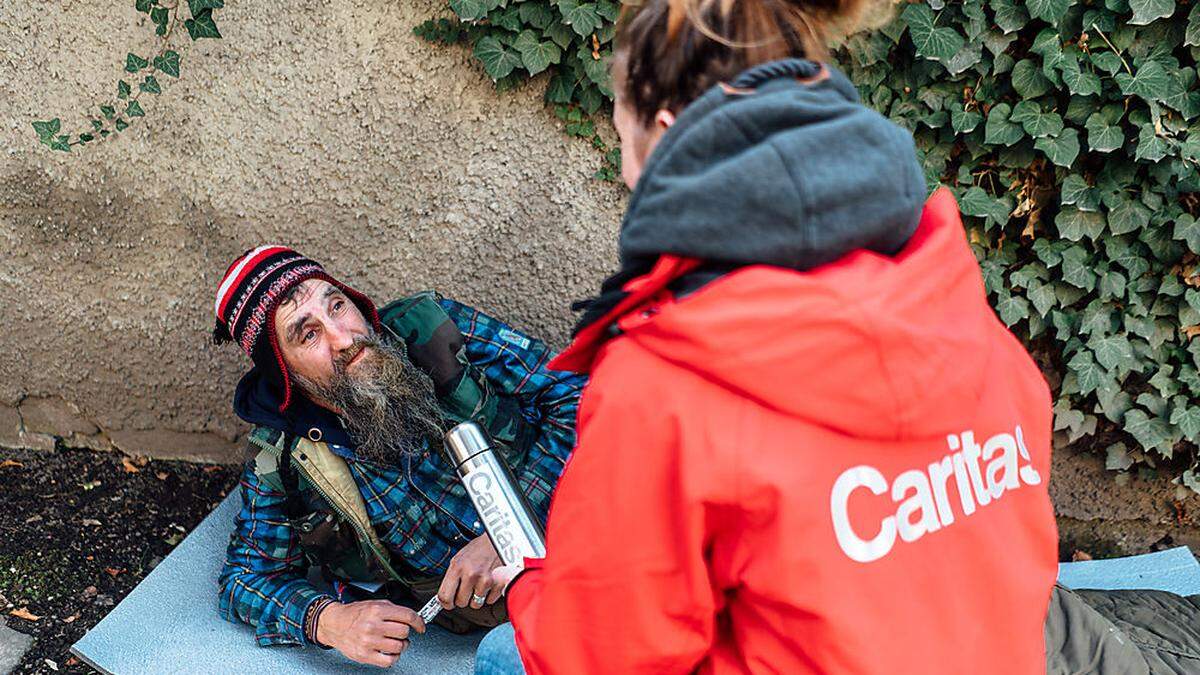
[0,0,624,461]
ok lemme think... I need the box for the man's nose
[327,322,356,352]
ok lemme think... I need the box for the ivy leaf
[1029,281,1059,316]
[1173,214,1200,254]
[140,75,162,95]
[1187,4,1200,47]
[544,74,576,104]
[514,31,562,75]
[1123,408,1175,456]
[1067,349,1107,395]
[1170,403,1200,441]
[125,53,149,73]
[151,7,170,35]
[32,119,61,141]
[187,0,224,15]
[473,35,523,80]
[950,106,982,133]
[1027,0,1070,25]
[100,105,116,120]
[115,119,129,131]
[960,186,1012,227]
[135,0,154,13]
[992,0,1029,34]
[490,7,524,33]
[902,4,965,61]
[1128,0,1175,26]
[117,80,131,99]
[1056,207,1106,241]
[595,0,620,21]
[995,291,1032,326]
[154,51,181,78]
[91,119,104,132]
[1135,124,1170,162]
[1034,128,1080,167]
[1011,59,1051,97]
[1115,61,1170,103]
[185,8,221,39]
[1061,244,1098,290]
[78,133,94,143]
[984,103,1025,146]
[1108,198,1151,235]
[449,0,489,20]
[557,0,603,38]
[517,1,555,30]
[1085,111,1125,153]
[126,100,145,118]
[1012,101,1063,138]
[544,22,575,49]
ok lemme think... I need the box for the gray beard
[292,334,446,466]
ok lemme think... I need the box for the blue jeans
[474,622,526,675]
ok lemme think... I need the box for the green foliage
[414,0,621,180]
[32,0,220,152]
[840,0,1200,487]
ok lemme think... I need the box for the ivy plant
[838,0,1200,490]
[413,0,622,180]
[32,0,224,152]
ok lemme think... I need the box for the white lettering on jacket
[830,426,1041,563]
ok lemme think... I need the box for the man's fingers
[455,572,481,608]
[437,572,460,610]
[375,602,425,631]
[371,635,408,655]
[358,648,399,669]
[485,582,504,606]
[471,573,493,608]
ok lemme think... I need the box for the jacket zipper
[247,435,406,583]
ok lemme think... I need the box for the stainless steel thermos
[417,421,546,623]
[444,421,546,564]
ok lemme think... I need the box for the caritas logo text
[830,426,1042,563]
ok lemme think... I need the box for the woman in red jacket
[480,0,1060,672]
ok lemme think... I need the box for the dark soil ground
[0,446,238,674]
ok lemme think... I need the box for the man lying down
[210,246,584,668]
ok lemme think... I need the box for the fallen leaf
[81,586,98,600]
[104,567,125,578]
[0,459,23,469]
[24,514,43,524]
[65,657,80,667]
[1184,326,1200,340]
[63,613,79,624]
[81,519,102,527]
[10,607,40,621]
[44,659,58,671]
[155,471,169,481]
[164,533,184,546]
[121,457,140,473]
[1071,550,1093,562]
[203,465,222,473]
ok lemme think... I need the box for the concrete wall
[0,0,625,461]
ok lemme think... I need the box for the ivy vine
[31,0,224,152]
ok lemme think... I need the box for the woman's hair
[615,0,891,123]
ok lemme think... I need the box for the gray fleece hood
[617,59,927,271]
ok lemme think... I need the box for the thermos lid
[444,422,490,466]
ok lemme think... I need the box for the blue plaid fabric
[218,298,585,646]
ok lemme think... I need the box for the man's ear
[654,109,676,131]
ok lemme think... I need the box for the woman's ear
[654,109,676,131]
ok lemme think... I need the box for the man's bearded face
[292,333,446,465]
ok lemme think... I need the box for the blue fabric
[1057,546,1200,596]
[219,297,586,647]
[474,623,525,675]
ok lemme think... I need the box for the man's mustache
[333,336,380,374]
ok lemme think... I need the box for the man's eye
[333,300,345,312]
[302,329,316,344]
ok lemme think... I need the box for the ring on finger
[471,593,486,606]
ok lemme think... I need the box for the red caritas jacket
[506,189,1059,674]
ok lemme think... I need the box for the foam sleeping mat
[73,492,1200,673]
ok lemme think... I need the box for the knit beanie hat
[212,245,381,412]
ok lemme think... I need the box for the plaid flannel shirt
[218,297,585,647]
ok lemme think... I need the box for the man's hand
[315,600,426,668]
[438,534,503,610]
